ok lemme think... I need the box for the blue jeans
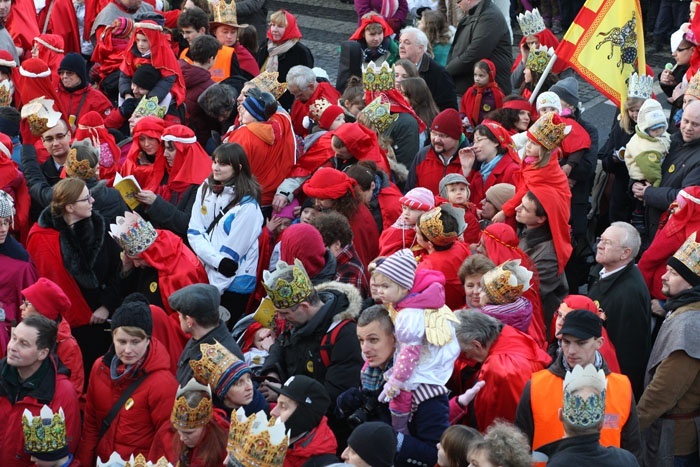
[675,452,700,467]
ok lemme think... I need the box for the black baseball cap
[558,309,602,339]
[270,375,331,413]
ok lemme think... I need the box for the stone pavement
[269,0,674,109]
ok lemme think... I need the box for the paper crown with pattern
[527,111,571,150]
[109,211,158,257]
[482,259,533,305]
[308,98,332,121]
[627,73,654,100]
[0,79,13,107]
[669,231,700,285]
[517,8,546,37]
[227,408,289,467]
[359,95,398,133]
[22,405,69,461]
[170,378,214,430]
[262,258,314,308]
[363,61,394,92]
[64,146,96,180]
[189,341,249,398]
[417,204,467,247]
[525,45,554,75]
[0,189,15,223]
[133,95,167,119]
[20,97,61,136]
[249,71,288,100]
[211,0,248,28]
[96,453,175,467]
[686,71,700,100]
[562,364,607,428]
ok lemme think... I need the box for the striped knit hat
[374,248,417,290]
[399,187,435,211]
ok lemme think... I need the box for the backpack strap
[320,319,353,368]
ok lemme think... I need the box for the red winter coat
[350,202,380,271]
[57,318,85,398]
[0,357,82,467]
[56,85,114,128]
[449,325,551,430]
[417,241,471,310]
[77,339,178,466]
[283,417,338,467]
[467,153,520,205]
[408,144,465,196]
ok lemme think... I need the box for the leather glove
[218,257,238,277]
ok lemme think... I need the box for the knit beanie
[0,106,20,137]
[637,99,668,134]
[439,173,470,199]
[431,108,463,140]
[132,64,161,91]
[549,77,579,107]
[347,422,397,467]
[111,17,135,38]
[536,91,562,113]
[280,223,327,278]
[111,301,153,336]
[399,187,435,211]
[22,278,71,321]
[319,104,344,130]
[485,183,515,210]
[58,53,88,88]
[374,248,417,290]
[243,91,277,122]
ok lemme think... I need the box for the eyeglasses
[677,46,693,52]
[73,194,93,204]
[41,133,69,143]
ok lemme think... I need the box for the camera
[347,391,379,428]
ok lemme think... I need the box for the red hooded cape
[461,58,505,126]
[332,122,393,176]
[3,0,40,57]
[121,116,168,192]
[36,0,80,54]
[75,111,120,185]
[33,34,64,87]
[161,125,212,195]
[91,19,132,82]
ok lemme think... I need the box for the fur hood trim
[317,280,363,323]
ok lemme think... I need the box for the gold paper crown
[0,79,13,107]
[171,378,214,430]
[525,45,554,75]
[527,111,571,150]
[190,341,244,396]
[22,405,68,457]
[133,95,167,119]
[359,95,398,134]
[20,97,61,136]
[96,453,174,467]
[262,258,313,308]
[686,71,700,100]
[671,231,700,279]
[65,148,96,180]
[109,211,158,257]
[482,259,533,305]
[212,0,248,28]
[517,8,546,37]
[309,98,333,122]
[227,408,289,467]
[627,72,654,99]
[418,205,466,247]
[249,71,288,100]
[363,61,394,92]
[562,364,607,428]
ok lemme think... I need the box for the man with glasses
[587,221,651,401]
[659,38,695,126]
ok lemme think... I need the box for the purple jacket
[354,0,408,33]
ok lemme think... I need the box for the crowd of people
[1,0,700,465]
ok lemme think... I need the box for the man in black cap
[56,52,114,128]
[270,375,339,466]
[342,422,397,467]
[515,309,642,462]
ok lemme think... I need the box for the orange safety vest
[209,46,236,83]
[530,369,632,450]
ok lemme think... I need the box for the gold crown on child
[362,61,394,92]
[482,259,533,305]
[170,378,214,430]
[22,405,68,457]
[525,45,554,75]
[528,111,571,150]
[133,95,167,119]
[627,73,653,100]
[227,408,289,467]
[517,8,546,37]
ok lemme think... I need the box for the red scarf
[266,10,302,43]
[461,59,504,126]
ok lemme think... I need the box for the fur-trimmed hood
[316,280,363,323]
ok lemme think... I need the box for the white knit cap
[536,91,562,113]
[637,98,667,134]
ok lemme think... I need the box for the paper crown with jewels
[686,71,700,100]
[527,111,571,150]
[418,204,467,247]
[170,378,214,430]
[308,98,333,122]
[96,453,174,467]
[517,8,546,37]
[627,73,654,100]
[133,95,167,119]
[190,341,250,399]
[0,190,15,226]
[363,60,394,92]
[64,144,97,180]
[211,0,249,29]
[0,79,13,107]
[562,364,607,428]
[525,45,555,75]
[359,95,398,133]
[227,408,289,467]
[669,231,700,286]
[249,71,288,100]
[109,211,158,257]
[22,405,69,461]
[482,259,533,305]
[20,97,61,136]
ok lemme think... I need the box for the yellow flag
[555,0,647,107]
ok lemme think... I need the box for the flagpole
[528,54,559,105]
